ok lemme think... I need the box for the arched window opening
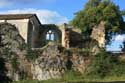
[46,30,55,41]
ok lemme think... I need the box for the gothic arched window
[46,30,55,41]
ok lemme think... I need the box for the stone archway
[39,25,62,47]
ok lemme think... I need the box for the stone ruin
[91,21,106,47]
[0,14,107,82]
[33,23,106,49]
[0,14,106,49]
[36,23,85,48]
[0,22,92,81]
[0,23,28,81]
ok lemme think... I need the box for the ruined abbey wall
[0,19,29,43]
[36,24,70,48]
[91,21,106,47]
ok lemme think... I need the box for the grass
[11,79,125,83]
[10,71,125,83]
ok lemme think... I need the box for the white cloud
[0,0,57,7]
[0,8,68,24]
[115,35,125,41]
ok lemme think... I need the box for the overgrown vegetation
[12,49,125,83]
[85,50,114,78]
[1,47,18,71]
[1,0,125,83]
[26,48,38,61]
[71,0,125,44]
[10,55,18,71]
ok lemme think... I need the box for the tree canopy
[71,0,125,44]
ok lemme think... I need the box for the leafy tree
[71,0,125,44]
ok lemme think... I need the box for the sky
[0,0,125,51]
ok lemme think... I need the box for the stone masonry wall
[91,21,106,47]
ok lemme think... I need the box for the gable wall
[0,19,29,43]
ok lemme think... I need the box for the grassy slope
[11,74,125,83]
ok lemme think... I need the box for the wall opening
[46,30,55,41]
[39,25,62,47]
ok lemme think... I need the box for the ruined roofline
[0,14,36,19]
[41,23,81,33]
[41,23,70,28]
[56,23,67,25]
[42,24,56,26]
[42,23,67,26]
[0,13,41,24]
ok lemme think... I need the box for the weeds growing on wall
[10,55,18,71]
[85,50,111,78]
[1,47,18,70]
[26,48,39,61]
[85,49,125,79]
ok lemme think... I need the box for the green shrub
[86,50,113,78]
[63,49,72,56]
[109,61,125,77]
[18,43,27,51]
[85,49,125,79]
[26,48,39,61]
[2,47,13,59]
[11,55,18,71]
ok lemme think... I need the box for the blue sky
[0,0,124,23]
[0,0,125,51]
[0,0,88,20]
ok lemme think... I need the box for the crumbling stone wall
[0,23,25,52]
[91,21,106,47]
[38,23,85,49]
[31,43,91,80]
[60,23,70,48]
[0,22,99,81]
[0,22,30,81]
[32,43,67,80]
